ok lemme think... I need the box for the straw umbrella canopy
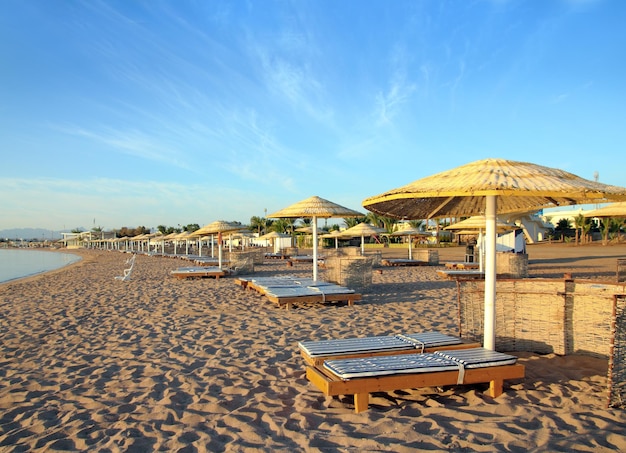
[321,230,343,249]
[584,202,626,243]
[584,202,626,218]
[341,222,384,255]
[389,225,427,260]
[445,216,519,271]
[444,216,518,232]
[192,221,243,269]
[268,195,362,281]
[363,158,626,350]
[172,231,192,255]
[259,231,291,240]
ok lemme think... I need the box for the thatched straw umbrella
[268,196,362,281]
[192,221,243,269]
[363,158,626,350]
[340,222,384,255]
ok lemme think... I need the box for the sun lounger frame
[170,267,226,279]
[444,261,480,270]
[235,276,361,309]
[437,269,485,280]
[381,259,429,267]
[306,359,524,413]
[264,292,361,309]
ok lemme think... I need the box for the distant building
[541,207,588,228]
[60,231,116,248]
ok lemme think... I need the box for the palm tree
[581,217,593,244]
[271,218,295,234]
[249,216,266,235]
[343,217,363,228]
[408,219,425,230]
[365,212,383,228]
[573,214,585,245]
[183,224,200,233]
[601,217,623,244]
[377,216,398,234]
[555,218,572,241]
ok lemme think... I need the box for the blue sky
[1,0,625,231]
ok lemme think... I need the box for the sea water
[0,249,81,284]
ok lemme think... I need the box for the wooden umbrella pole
[484,194,497,351]
[312,217,318,281]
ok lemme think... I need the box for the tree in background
[343,216,367,228]
[250,216,266,235]
[408,219,425,230]
[573,214,585,245]
[555,218,573,242]
[118,226,149,237]
[271,218,295,234]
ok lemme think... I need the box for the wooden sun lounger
[381,259,429,267]
[264,285,361,309]
[264,253,288,259]
[444,261,480,270]
[170,266,226,279]
[437,269,485,280]
[306,348,525,413]
[299,332,481,367]
[193,257,229,266]
[235,276,360,309]
[243,276,316,295]
[287,255,315,262]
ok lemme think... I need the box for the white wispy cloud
[245,16,333,123]
[375,44,417,126]
[51,124,193,171]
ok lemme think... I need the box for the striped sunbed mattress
[298,332,463,358]
[265,284,355,298]
[323,348,518,380]
[171,266,223,273]
[246,276,333,288]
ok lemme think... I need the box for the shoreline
[1,244,625,450]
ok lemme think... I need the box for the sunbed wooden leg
[354,393,369,413]
[489,379,503,397]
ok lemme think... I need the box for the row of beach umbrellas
[263,158,626,352]
[106,159,625,352]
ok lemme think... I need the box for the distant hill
[0,228,65,241]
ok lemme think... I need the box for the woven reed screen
[618,259,626,283]
[457,279,566,354]
[414,249,439,265]
[458,278,626,409]
[324,256,373,291]
[608,295,626,408]
[226,252,255,274]
[228,249,265,265]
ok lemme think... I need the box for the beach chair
[238,276,361,309]
[298,332,480,366]
[170,266,225,279]
[115,254,136,281]
[306,347,525,413]
[437,269,485,280]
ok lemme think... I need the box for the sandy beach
[1,243,626,451]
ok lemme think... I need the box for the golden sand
[1,244,625,451]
